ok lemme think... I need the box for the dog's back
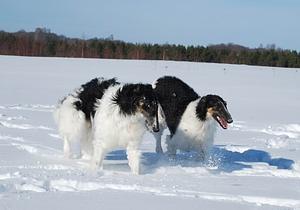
[153,76,199,135]
[73,77,119,120]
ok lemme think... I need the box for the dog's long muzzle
[225,110,233,124]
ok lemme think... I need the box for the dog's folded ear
[200,96,206,103]
[196,96,207,121]
[132,96,144,108]
[136,97,146,106]
[133,85,141,93]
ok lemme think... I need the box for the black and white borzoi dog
[54,77,119,159]
[153,76,233,160]
[54,77,159,174]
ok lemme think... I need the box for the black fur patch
[154,76,199,135]
[112,83,157,115]
[74,77,119,120]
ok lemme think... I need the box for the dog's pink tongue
[221,118,228,129]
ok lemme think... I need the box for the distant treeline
[1,28,300,68]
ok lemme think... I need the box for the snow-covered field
[0,55,299,210]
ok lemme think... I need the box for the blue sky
[1,0,300,50]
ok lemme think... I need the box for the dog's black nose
[227,118,233,123]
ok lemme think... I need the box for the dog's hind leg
[63,136,71,158]
[64,119,86,159]
[61,134,81,159]
[80,122,93,159]
[91,143,106,171]
[55,98,87,159]
[71,136,82,159]
[126,142,141,175]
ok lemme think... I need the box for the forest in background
[1,28,300,68]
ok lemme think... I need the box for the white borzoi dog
[54,77,159,174]
[152,76,233,160]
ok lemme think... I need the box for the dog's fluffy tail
[53,97,68,127]
[53,103,61,125]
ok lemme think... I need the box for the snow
[0,55,300,209]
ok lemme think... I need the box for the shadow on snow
[210,147,295,173]
[104,146,295,174]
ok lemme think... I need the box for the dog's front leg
[126,143,141,175]
[153,131,163,154]
[166,135,176,159]
[194,143,211,162]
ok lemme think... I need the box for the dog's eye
[144,103,152,110]
[138,98,145,104]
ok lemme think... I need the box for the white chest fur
[167,99,217,154]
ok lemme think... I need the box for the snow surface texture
[0,55,300,210]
